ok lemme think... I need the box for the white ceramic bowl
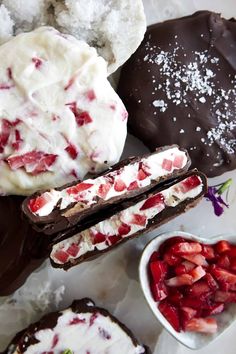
[139,231,236,350]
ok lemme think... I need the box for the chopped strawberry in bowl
[139,231,236,349]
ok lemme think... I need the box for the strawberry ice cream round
[0,27,127,195]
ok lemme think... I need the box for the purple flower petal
[217,195,229,208]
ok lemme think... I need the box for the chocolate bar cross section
[50,171,207,270]
[22,145,190,235]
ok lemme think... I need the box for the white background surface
[1,1,236,353]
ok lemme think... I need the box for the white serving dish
[139,231,236,350]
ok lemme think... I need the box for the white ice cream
[0,27,127,195]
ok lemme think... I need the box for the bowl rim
[139,231,236,350]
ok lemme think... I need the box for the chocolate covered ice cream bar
[50,170,207,270]
[22,145,190,235]
[4,298,149,354]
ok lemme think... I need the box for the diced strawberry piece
[0,119,11,153]
[53,250,69,263]
[52,334,59,348]
[181,307,197,329]
[86,90,96,101]
[92,232,106,244]
[140,193,164,210]
[118,223,131,237]
[138,169,149,181]
[32,57,42,68]
[158,300,181,332]
[215,240,231,254]
[228,246,236,258]
[187,280,211,297]
[130,214,147,226]
[137,162,151,181]
[28,194,49,213]
[7,67,12,80]
[214,291,236,303]
[7,151,57,175]
[67,182,93,195]
[210,265,236,289]
[164,252,181,266]
[66,243,80,257]
[205,273,219,291]
[150,261,167,284]
[217,254,230,269]
[97,183,111,198]
[151,281,168,301]
[182,261,196,271]
[189,266,206,283]
[12,129,23,150]
[173,155,184,168]
[162,158,173,171]
[70,317,86,325]
[165,274,193,287]
[202,303,224,317]
[76,111,93,126]
[185,318,217,334]
[175,264,187,275]
[201,244,215,259]
[181,297,211,309]
[127,181,139,191]
[230,258,236,272]
[171,242,202,255]
[183,254,208,266]
[108,235,121,245]
[158,237,186,257]
[114,179,126,192]
[65,143,78,159]
[149,251,160,263]
[168,289,183,304]
[180,175,201,193]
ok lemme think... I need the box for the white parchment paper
[1,1,236,353]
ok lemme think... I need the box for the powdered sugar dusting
[144,39,236,155]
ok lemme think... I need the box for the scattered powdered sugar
[144,38,236,155]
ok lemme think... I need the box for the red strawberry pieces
[114,179,126,192]
[28,193,51,213]
[158,300,181,332]
[173,155,184,168]
[148,236,236,335]
[97,183,111,199]
[162,158,173,172]
[66,182,93,195]
[180,175,201,193]
[140,193,164,211]
[185,318,217,334]
[7,151,57,175]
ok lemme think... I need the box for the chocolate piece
[22,145,190,235]
[118,11,236,177]
[0,196,48,296]
[3,298,150,354]
[50,170,207,270]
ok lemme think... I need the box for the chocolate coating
[118,11,236,177]
[0,196,48,296]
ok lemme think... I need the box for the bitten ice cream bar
[4,299,149,354]
[50,171,207,270]
[22,145,190,234]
